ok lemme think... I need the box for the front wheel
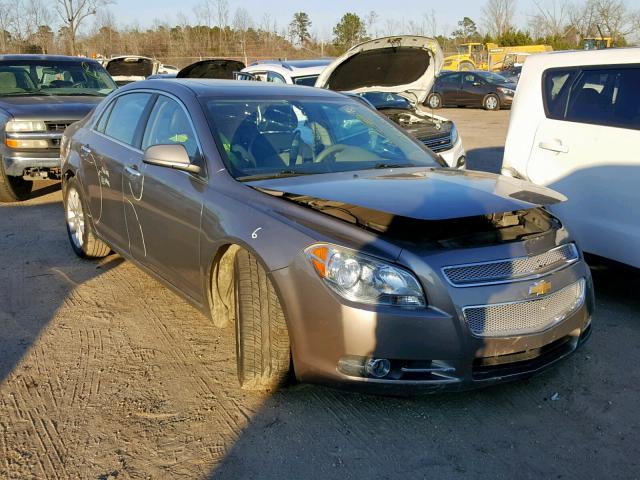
[234,249,291,391]
[426,93,442,109]
[483,94,500,111]
[64,177,111,259]
[0,162,32,202]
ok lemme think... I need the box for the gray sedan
[61,79,593,393]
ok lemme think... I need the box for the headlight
[5,120,47,132]
[450,123,459,145]
[306,244,426,307]
[497,87,515,96]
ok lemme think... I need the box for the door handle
[125,165,142,178]
[538,140,569,154]
[80,145,92,154]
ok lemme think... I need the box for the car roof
[523,46,640,70]
[242,61,330,77]
[0,54,99,63]
[122,78,349,99]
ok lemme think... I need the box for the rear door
[526,65,640,266]
[125,94,205,299]
[438,73,462,104]
[80,91,152,252]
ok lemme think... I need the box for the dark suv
[0,55,117,202]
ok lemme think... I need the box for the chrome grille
[45,121,73,132]
[463,278,585,337]
[443,244,579,287]
[422,134,452,153]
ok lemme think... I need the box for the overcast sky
[104,0,533,38]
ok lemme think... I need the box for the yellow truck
[442,42,552,71]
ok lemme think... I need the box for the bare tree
[482,0,517,38]
[528,0,569,38]
[423,9,439,37]
[26,0,54,53]
[56,0,114,55]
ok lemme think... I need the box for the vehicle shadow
[465,146,504,173]
[27,180,61,200]
[0,197,121,383]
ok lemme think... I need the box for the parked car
[104,55,160,86]
[61,79,593,393]
[315,36,466,169]
[426,70,516,110]
[236,59,333,86]
[0,54,117,202]
[502,48,640,268]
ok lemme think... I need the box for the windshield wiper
[237,169,312,182]
[373,162,415,169]
[1,91,52,96]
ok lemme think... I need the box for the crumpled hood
[0,96,103,120]
[315,36,443,104]
[248,168,565,221]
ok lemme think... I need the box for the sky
[104,0,532,38]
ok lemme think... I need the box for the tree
[56,0,114,55]
[452,17,480,42]
[289,12,311,45]
[482,0,517,38]
[333,12,366,52]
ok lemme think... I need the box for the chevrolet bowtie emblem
[529,280,552,296]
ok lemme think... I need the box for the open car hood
[315,36,443,104]
[105,56,156,79]
[177,59,246,79]
[248,168,565,221]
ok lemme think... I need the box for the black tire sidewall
[63,177,90,258]
[0,161,33,202]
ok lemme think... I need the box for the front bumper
[2,152,61,176]
[273,243,593,394]
[497,92,514,107]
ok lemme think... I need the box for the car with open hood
[236,59,333,86]
[177,58,245,80]
[315,36,466,169]
[60,79,593,393]
[0,54,117,202]
[104,55,160,86]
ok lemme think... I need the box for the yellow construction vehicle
[582,37,613,50]
[442,42,552,71]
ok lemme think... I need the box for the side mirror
[143,144,201,174]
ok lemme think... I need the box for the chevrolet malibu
[61,79,593,393]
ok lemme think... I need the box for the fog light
[365,358,391,378]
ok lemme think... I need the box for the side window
[103,93,152,146]
[462,73,475,84]
[267,71,286,84]
[142,95,202,164]
[95,100,115,133]
[564,67,640,130]
[543,68,577,119]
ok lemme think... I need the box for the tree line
[0,0,637,66]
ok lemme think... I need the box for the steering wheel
[314,144,350,164]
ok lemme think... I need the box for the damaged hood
[248,168,565,221]
[315,36,443,104]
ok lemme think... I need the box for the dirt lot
[1,108,639,479]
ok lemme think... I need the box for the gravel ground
[1,108,639,479]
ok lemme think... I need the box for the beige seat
[0,71,19,92]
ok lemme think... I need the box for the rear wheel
[426,93,442,109]
[234,249,291,391]
[64,177,111,259]
[483,94,500,111]
[0,162,32,202]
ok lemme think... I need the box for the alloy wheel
[66,187,85,249]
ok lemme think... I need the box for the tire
[459,61,474,71]
[483,94,500,111]
[426,93,442,109]
[64,177,111,259]
[234,249,290,391]
[0,161,32,202]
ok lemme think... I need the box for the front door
[124,94,205,300]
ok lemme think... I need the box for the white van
[502,48,640,268]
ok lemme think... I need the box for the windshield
[0,59,117,97]
[477,71,509,84]
[292,75,319,86]
[357,92,411,110]
[203,97,439,180]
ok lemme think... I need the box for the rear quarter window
[543,65,640,130]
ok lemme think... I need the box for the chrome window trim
[441,243,579,288]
